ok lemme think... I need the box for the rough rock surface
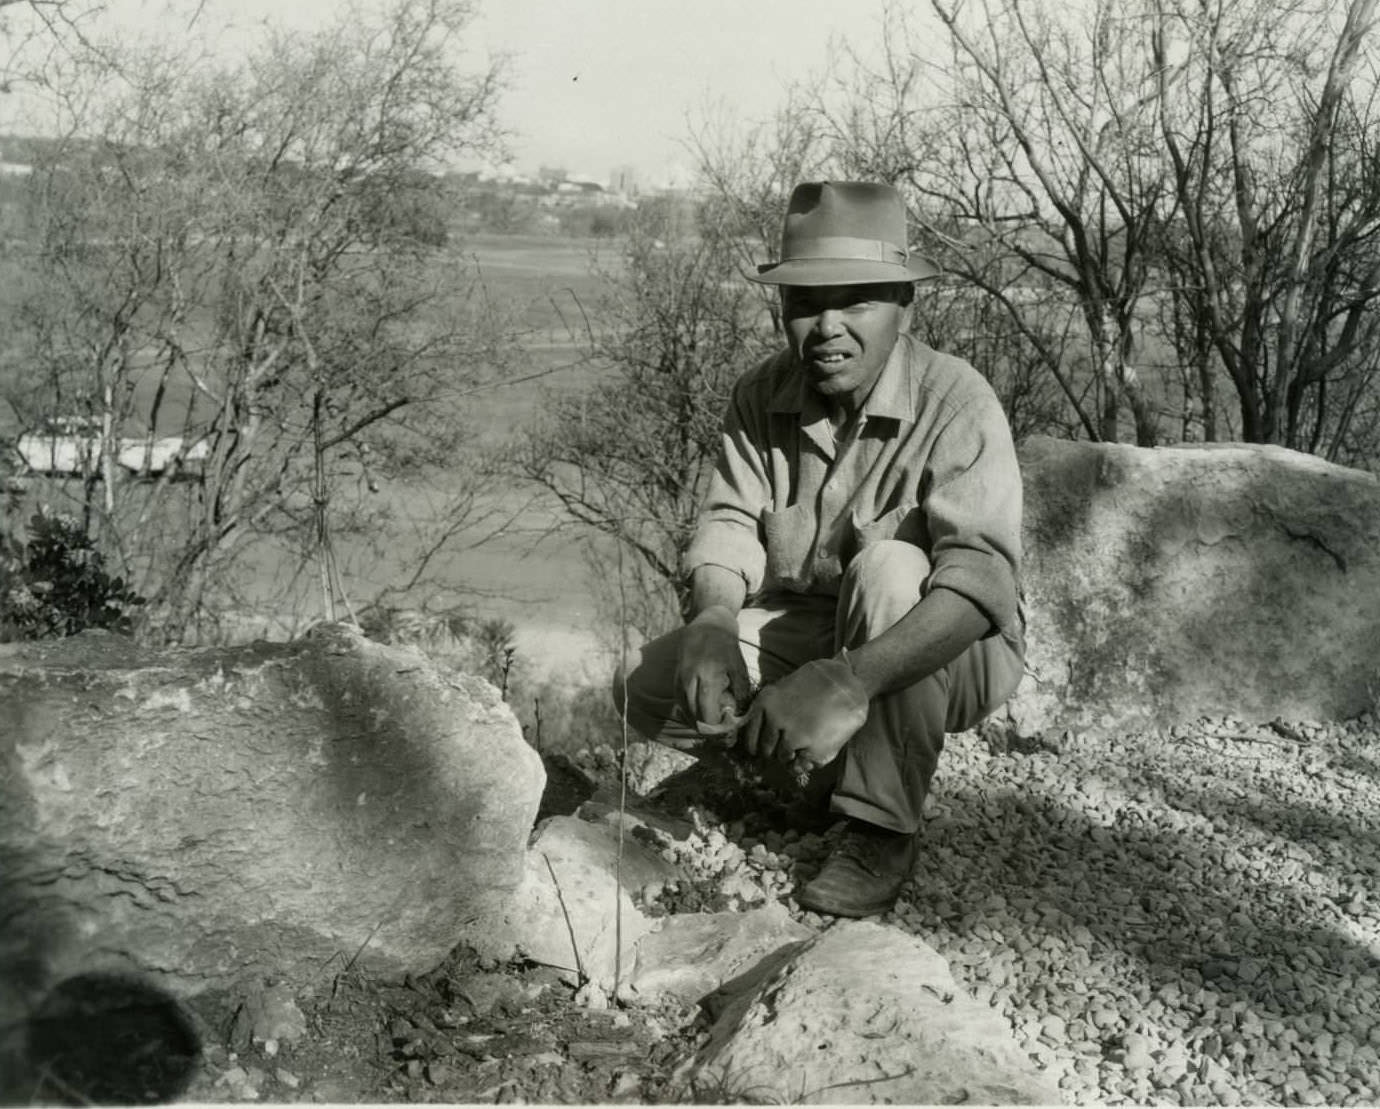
[502,815,677,992]
[1014,437,1380,735]
[688,919,1063,1105]
[0,623,543,1019]
[621,739,697,797]
[627,903,813,1004]
[501,813,816,1007]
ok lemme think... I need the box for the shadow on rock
[1,972,201,1105]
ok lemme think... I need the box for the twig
[796,1064,917,1102]
[342,920,384,976]
[1224,731,1299,748]
[499,645,515,700]
[1179,737,1271,761]
[541,852,586,985]
[1266,719,1309,743]
[329,919,384,1003]
[34,1063,96,1107]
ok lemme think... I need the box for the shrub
[357,604,519,695]
[511,678,624,758]
[0,507,145,640]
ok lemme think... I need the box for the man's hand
[740,654,870,770]
[675,605,750,729]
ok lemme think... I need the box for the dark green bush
[0,508,144,640]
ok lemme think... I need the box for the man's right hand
[675,605,750,730]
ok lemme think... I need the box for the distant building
[473,162,533,186]
[0,145,33,176]
[609,165,639,197]
[560,176,605,194]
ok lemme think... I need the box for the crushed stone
[635,713,1380,1106]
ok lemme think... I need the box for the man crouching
[616,180,1026,918]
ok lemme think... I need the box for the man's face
[782,283,910,411]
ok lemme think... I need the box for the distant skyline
[1,0,905,187]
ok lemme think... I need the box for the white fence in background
[15,432,210,478]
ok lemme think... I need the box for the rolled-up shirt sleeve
[684,376,771,595]
[922,391,1023,636]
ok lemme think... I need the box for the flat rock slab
[689,919,1063,1105]
[0,623,543,1020]
[1016,437,1380,735]
[503,815,682,992]
[627,903,813,1004]
[503,816,815,1010]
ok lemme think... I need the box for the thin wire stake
[613,539,630,1000]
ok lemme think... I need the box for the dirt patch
[176,945,706,1106]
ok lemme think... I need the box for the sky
[1,0,903,187]
[464,0,894,184]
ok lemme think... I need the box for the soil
[7,943,713,1107]
[178,945,709,1106]
[6,745,802,1107]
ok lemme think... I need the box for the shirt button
[817,546,831,559]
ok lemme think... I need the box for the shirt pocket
[763,503,818,592]
[849,502,926,554]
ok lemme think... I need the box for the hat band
[780,236,909,265]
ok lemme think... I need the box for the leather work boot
[796,819,919,918]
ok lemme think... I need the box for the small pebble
[1122,1033,1155,1073]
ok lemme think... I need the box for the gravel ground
[664,714,1380,1107]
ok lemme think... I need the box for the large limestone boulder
[1014,437,1380,735]
[0,623,543,1022]
[688,920,1061,1104]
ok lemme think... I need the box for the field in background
[231,233,634,682]
[1,233,639,683]
[404,234,628,681]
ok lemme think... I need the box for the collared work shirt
[684,333,1023,639]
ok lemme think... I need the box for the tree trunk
[1197,342,1217,442]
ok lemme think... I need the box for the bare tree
[1,0,107,95]
[690,95,833,336]
[815,0,1173,445]
[1151,0,1380,457]
[709,0,1378,466]
[2,0,516,640]
[688,15,1117,447]
[514,198,776,638]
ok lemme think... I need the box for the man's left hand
[739,655,871,771]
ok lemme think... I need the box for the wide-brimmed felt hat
[749,180,939,287]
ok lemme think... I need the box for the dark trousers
[615,541,1025,833]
